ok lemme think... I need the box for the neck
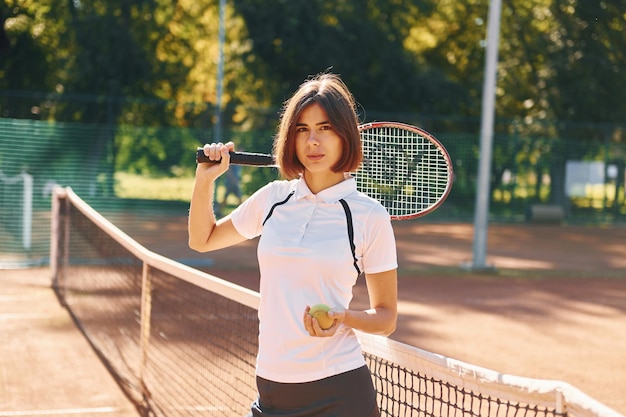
[303,171,346,194]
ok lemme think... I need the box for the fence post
[21,171,32,250]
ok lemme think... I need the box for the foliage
[1,0,626,209]
[4,1,626,126]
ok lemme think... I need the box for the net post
[62,191,70,302]
[139,261,153,410]
[555,388,565,416]
[50,187,68,296]
[50,187,61,283]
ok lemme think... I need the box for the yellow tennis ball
[309,304,334,330]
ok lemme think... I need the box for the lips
[307,154,324,161]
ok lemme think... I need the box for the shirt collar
[293,174,357,203]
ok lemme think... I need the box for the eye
[319,124,332,131]
[295,126,309,133]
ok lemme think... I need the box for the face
[294,103,344,183]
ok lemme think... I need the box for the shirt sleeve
[362,206,398,274]
[230,182,273,239]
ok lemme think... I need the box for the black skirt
[245,365,380,417]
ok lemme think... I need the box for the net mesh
[50,188,619,417]
[355,124,453,220]
[366,353,550,417]
[54,192,258,415]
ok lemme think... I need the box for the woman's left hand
[303,306,345,337]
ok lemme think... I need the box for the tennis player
[188,73,398,417]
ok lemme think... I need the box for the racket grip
[196,148,275,166]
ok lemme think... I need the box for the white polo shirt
[230,175,397,383]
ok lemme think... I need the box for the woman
[188,73,397,417]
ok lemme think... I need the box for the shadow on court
[1,219,625,415]
[129,219,626,415]
[0,268,140,416]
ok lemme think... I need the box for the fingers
[201,141,234,163]
[303,306,340,337]
[196,142,235,180]
[303,306,313,334]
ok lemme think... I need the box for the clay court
[2,220,626,416]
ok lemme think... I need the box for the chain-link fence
[1,111,625,266]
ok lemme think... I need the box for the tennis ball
[309,304,334,330]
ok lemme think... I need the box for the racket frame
[196,122,453,220]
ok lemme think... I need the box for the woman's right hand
[196,141,234,181]
[189,140,247,253]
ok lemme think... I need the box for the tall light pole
[212,0,226,217]
[471,0,502,270]
[213,0,226,142]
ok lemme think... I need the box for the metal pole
[213,0,226,142]
[50,187,62,284]
[21,171,32,250]
[471,0,502,270]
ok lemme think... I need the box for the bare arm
[342,269,398,336]
[188,142,247,252]
[304,269,398,337]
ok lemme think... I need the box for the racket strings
[355,126,451,219]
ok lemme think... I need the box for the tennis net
[50,187,621,417]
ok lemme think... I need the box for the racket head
[354,122,453,220]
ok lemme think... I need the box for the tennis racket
[196,121,453,220]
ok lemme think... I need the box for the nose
[306,131,320,146]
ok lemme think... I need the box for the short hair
[273,73,362,180]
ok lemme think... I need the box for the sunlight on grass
[115,172,195,201]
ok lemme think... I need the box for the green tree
[234,0,468,121]
[502,0,626,204]
[3,0,626,208]
[0,1,61,116]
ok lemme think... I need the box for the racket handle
[196,148,275,166]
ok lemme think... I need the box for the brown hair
[273,73,362,179]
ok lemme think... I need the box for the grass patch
[115,172,195,201]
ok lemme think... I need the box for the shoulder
[241,179,298,214]
[249,179,295,198]
[260,179,297,201]
[344,191,391,221]
[230,179,297,239]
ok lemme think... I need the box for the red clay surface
[0,267,139,416]
[2,220,626,415]
[142,220,626,415]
